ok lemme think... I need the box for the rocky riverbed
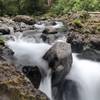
[0,12,100,100]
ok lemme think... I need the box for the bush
[51,0,100,15]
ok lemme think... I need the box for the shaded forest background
[0,0,100,16]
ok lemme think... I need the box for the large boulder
[43,41,72,86]
[13,15,35,25]
[0,27,10,35]
[0,61,48,100]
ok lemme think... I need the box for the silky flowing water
[66,54,100,100]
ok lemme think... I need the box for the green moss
[0,36,5,46]
[96,26,100,32]
[73,19,83,28]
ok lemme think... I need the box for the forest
[0,0,100,16]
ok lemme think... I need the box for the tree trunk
[47,0,52,7]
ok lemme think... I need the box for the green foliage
[51,0,100,15]
[0,0,47,16]
[0,0,100,16]
[73,19,83,28]
[51,0,76,15]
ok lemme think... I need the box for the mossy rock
[96,26,100,32]
[0,36,5,46]
[79,11,90,20]
[0,61,48,100]
[73,19,83,28]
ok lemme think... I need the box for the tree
[0,0,5,16]
[48,0,52,7]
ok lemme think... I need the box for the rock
[22,66,41,89]
[77,48,100,62]
[13,15,35,25]
[14,22,34,32]
[42,27,57,34]
[52,80,79,100]
[72,19,83,28]
[41,32,65,44]
[43,42,72,86]
[0,38,14,62]
[67,32,84,53]
[0,61,48,100]
[0,45,14,62]
[0,27,10,35]
[62,80,79,100]
[0,17,14,24]
[90,35,100,50]
[50,21,57,25]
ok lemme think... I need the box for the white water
[6,39,53,100]
[6,39,100,100]
[66,53,100,100]
[34,23,45,30]
[51,22,64,29]
[34,21,64,29]
[39,69,52,100]
[5,21,64,100]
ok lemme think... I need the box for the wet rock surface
[52,79,79,100]
[43,42,72,86]
[0,27,10,35]
[77,49,100,62]
[22,66,41,89]
[13,15,35,25]
[42,27,58,34]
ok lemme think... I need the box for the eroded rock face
[0,61,48,100]
[43,42,72,86]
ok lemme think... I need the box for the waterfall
[6,39,100,100]
[66,53,100,100]
[39,69,52,100]
[6,39,53,99]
